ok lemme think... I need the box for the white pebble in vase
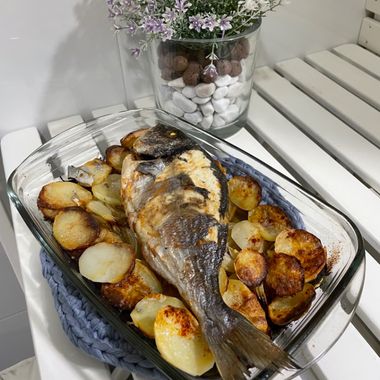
[168,77,185,88]
[182,86,197,98]
[160,85,174,101]
[193,96,210,104]
[220,104,240,123]
[227,82,244,98]
[212,98,230,113]
[212,114,226,129]
[199,115,213,130]
[229,76,239,85]
[215,75,232,87]
[195,83,216,97]
[173,92,197,113]
[213,86,228,100]
[184,111,203,125]
[200,102,214,116]
[163,100,184,118]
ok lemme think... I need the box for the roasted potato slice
[221,252,235,273]
[248,205,292,241]
[37,181,92,210]
[86,200,117,223]
[219,267,228,295]
[231,220,265,252]
[120,128,148,149]
[96,227,124,244]
[92,174,122,206]
[53,207,100,250]
[105,145,129,173]
[101,260,162,310]
[40,207,59,220]
[228,175,261,211]
[268,283,316,325]
[265,253,304,297]
[154,305,215,376]
[234,248,267,288]
[131,294,185,338]
[275,229,326,282]
[222,279,268,334]
[79,242,135,283]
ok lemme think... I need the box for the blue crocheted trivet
[40,155,304,378]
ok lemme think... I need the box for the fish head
[132,124,195,159]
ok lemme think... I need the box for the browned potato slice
[234,248,267,288]
[231,220,265,252]
[268,283,316,325]
[73,159,113,187]
[120,128,148,149]
[248,205,293,241]
[275,229,327,282]
[40,207,60,220]
[96,227,124,244]
[228,175,261,211]
[53,207,100,250]
[154,305,215,376]
[86,200,116,223]
[79,242,135,283]
[105,145,129,173]
[101,260,162,310]
[131,294,185,338]
[222,279,268,334]
[37,181,92,210]
[92,174,121,206]
[219,267,228,295]
[265,253,304,297]
[221,252,235,273]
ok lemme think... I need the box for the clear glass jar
[148,22,261,138]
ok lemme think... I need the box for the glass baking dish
[8,109,365,380]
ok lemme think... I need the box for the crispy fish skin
[121,125,297,378]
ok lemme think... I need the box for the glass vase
[148,22,261,138]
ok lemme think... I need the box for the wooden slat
[359,17,380,56]
[366,0,380,15]
[275,57,380,148]
[91,104,127,119]
[247,90,380,257]
[305,50,380,110]
[332,44,380,80]
[47,115,84,138]
[311,323,380,379]
[254,67,380,193]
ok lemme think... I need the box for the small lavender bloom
[146,0,156,13]
[219,15,233,31]
[163,7,177,22]
[131,47,141,57]
[202,14,218,32]
[126,20,138,34]
[189,15,204,32]
[153,18,165,33]
[161,26,174,41]
[175,0,192,14]
[142,16,156,33]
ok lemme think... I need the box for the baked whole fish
[120,124,297,379]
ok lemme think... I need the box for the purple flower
[163,7,177,22]
[202,14,219,32]
[219,15,233,31]
[161,26,174,41]
[125,20,138,34]
[131,47,141,57]
[146,0,156,13]
[175,0,192,14]
[189,15,204,32]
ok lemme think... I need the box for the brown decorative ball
[216,60,232,76]
[230,60,242,77]
[163,52,176,69]
[161,68,181,81]
[173,55,189,73]
[240,38,250,58]
[187,61,202,72]
[183,69,200,86]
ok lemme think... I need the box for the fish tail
[207,310,300,380]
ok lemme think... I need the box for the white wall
[0,0,366,370]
